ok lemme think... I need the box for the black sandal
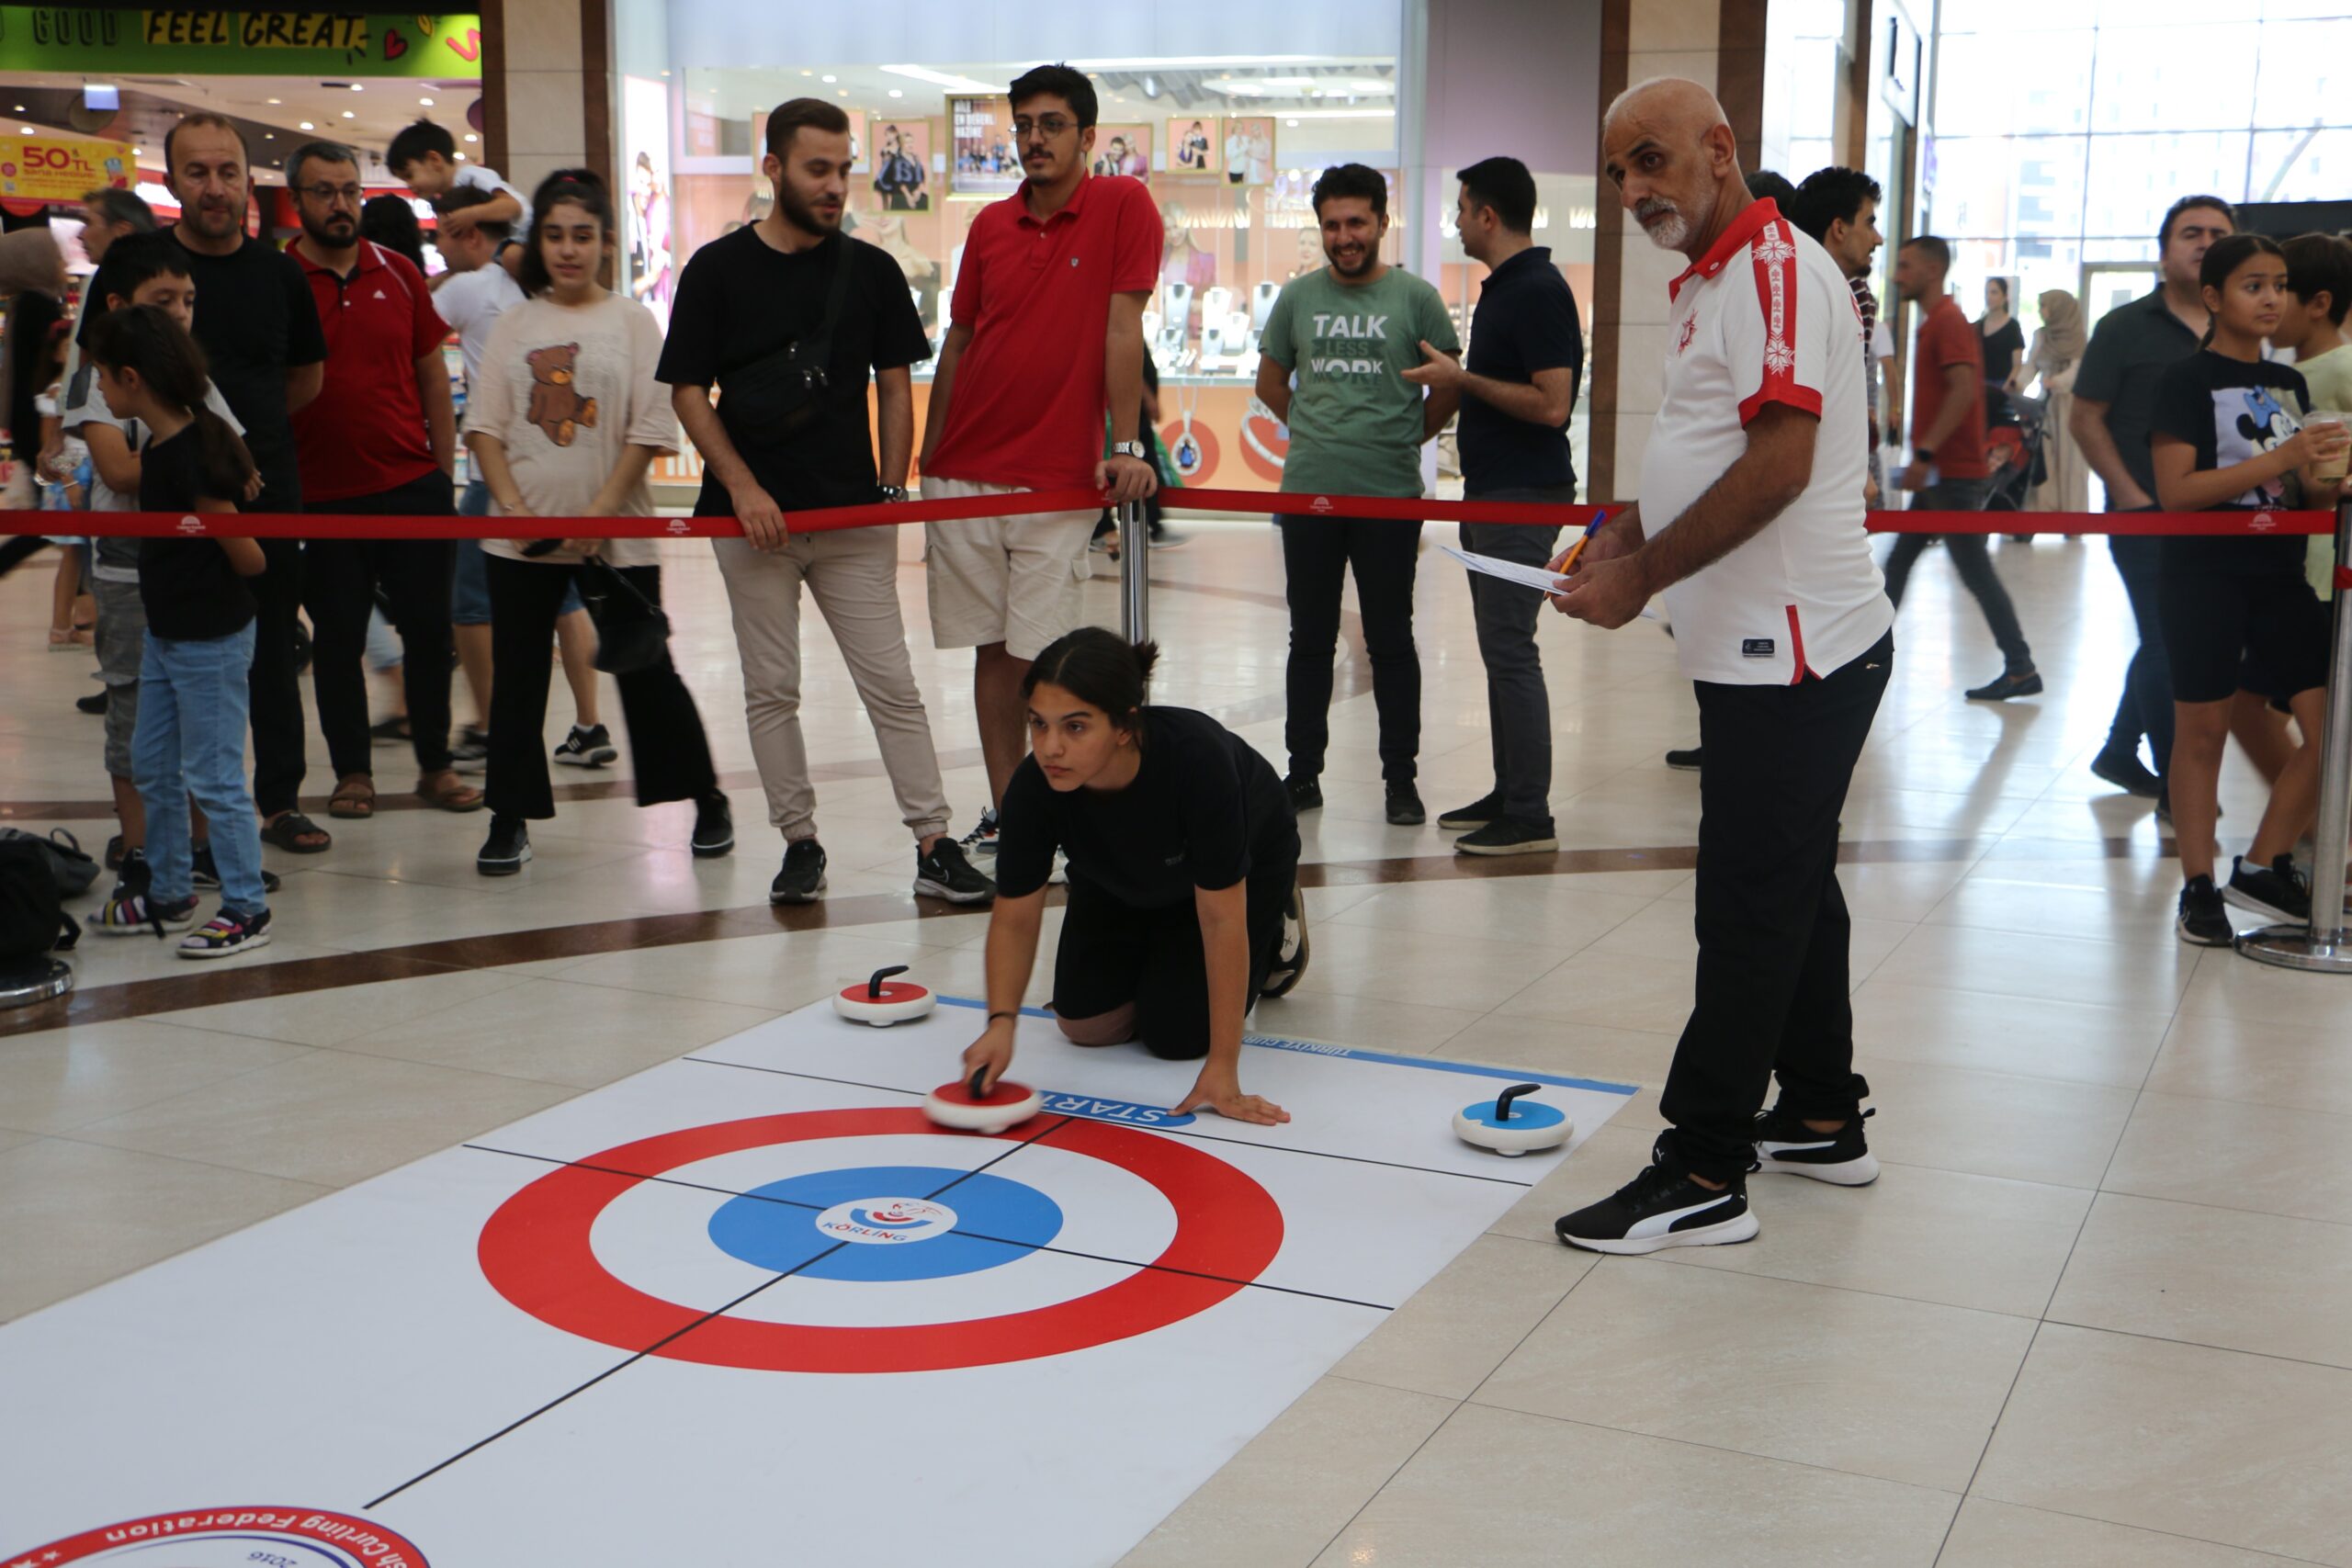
[260,810,332,854]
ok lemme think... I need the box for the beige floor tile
[66,1051,579,1187]
[328,977,778,1089]
[535,927,951,1012]
[1664,1162,2092,1318]
[2145,1010,2352,1119]
[0,1138,328,1322]
[2178,948,2352,1030]
[1248,991,1482,1055]
[1924,873,2184,942]
[1494,946,1695,1035]
[1852,1057,2139,1190]
[1938,1497,2311,1568]
[1333,1235,1593,1399]
[2050,1192,2352,1369]
[2103,1091,2352,1225]
[1308,1404,1958,1568]
[1329,876,1653,953]
[1849,979,2170,1089]
[1114,1377,1454,1568]
[1870,923,2196,1010]
[0,1020,311,1135]
[1281,920,1569,1010]
[1974,1323,2352,1564]
[1475,1260,2033,1490]
[1436,1013,1674,1090]
[153,967,524,1048]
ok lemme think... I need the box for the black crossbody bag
[715,234,857,445]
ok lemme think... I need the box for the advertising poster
[1223,117,1275,186]
[621,75,673,329]
[1170,117,1217,175]
[0,136,132,202]
[872,118,932,210]
[950,96,1019,197]
[0,7,482,77]
[1091,123,1153,180]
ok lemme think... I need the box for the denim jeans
[135,622,266,915]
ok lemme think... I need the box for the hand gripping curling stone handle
[1492,1083,1543,1122]
[969,1065,990,1100]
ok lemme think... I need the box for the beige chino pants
[712,528,952,844]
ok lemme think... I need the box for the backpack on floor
[0,826,100,897]
[0,834,78,965]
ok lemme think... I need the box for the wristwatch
[878,485,908,502]
[1111,441,1148,461]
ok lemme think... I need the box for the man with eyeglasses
[917,61,1163,859]
[283,140,477,820]
[140,112,334,855]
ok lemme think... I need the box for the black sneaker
[1284,775,1323,813]
[914,837,996,904]
[959,807,1001,859]
[2089,745,2162,799]
[553,723,616,768]
[1665,746,1703,772]
[1752,1105,1879,1185]
[1259,878,1311,999]
[1965,669,2044,701]
[450,726,492,774]
[1555,1136,1758,1255]
[1437,791,1501,830]
[478,815,532,876]
[1385,784,1426,826]
[2177,874,2233,946]
[771,837,827,904]
[2224,853,2311,923]
[75,688,107,715]
[189,841,281,895]
[691,793,735,859]
[177,906,271,960]
[1454,817,1559,856]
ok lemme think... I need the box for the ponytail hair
[1023,626,1159,736]
[82,304,254,502]
[519,166,617,297]
[2198,232,2284,347]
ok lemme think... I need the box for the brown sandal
[327,773,376,819]
[416,771,485,813]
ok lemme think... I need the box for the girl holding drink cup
[2150,233,2351,945]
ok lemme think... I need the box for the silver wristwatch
[1111,441,1148,460]
[878,485,908,502]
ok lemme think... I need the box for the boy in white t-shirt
[390,118,531,282]
[59,231,274,929]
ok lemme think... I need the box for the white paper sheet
[1438,543,1570,592]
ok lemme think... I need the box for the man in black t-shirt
[660,97,989,909]
[1401,157,1582,856]
[158,113,332,854]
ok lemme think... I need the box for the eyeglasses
[300,182,364,204]
[1012,116,1075,142]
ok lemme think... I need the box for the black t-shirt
[1457,245,1582,493]
[656,228,932,516]
[1981,317,2025,424]
[157,234,327,513]
[2075,288,2203,505]
[7,288,62,462]
[995,706,1297,908]
[138,425,256,639]
[2151,349,2311,575]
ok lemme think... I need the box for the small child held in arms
[387,118,530,282]
[82,303,276,958]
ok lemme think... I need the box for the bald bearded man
[1550,79,1893,1254]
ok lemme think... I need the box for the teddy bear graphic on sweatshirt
[526,342,599,446]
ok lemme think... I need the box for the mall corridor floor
[5,525,2347,1567]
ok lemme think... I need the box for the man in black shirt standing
[1403,156,1582,855]
[161,113,333,854]
[661,97,992,908]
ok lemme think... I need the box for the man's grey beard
[1635,191,1711,254]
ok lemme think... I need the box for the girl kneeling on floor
[84,304,274,959]
[2152,232,2350,944]
[960,628,1307,1125]
[464,167,731,876]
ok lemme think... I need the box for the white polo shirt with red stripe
[1644,197,1888,685]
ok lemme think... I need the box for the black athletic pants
[481,553,717,820]
[1658,630,1893,1180]
[1279,514,1420,784]
[247,525,310,821]
[303,470,461,780]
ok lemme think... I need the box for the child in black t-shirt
[2150,233,2350,945]
[82,305,276,960]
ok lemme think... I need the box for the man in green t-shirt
[1254,163,1460,827]
[2279,232,2352,599]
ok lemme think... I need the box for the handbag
[716,233,858,446]
[579,558,673,675]
[0,827,100,897]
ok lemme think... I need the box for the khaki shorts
[920,474,1097,660]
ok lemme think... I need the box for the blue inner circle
[707,1164,1065,1282]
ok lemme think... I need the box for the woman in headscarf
[2018,288,2087,513]
[0,228,82,639]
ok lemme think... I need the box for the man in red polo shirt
[917,62,1163,855]
[286,141,479,818]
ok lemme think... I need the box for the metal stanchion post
[1119,497,1149,644]
[2242,495,2352,972]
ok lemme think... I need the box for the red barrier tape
[0,490,2333,538]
